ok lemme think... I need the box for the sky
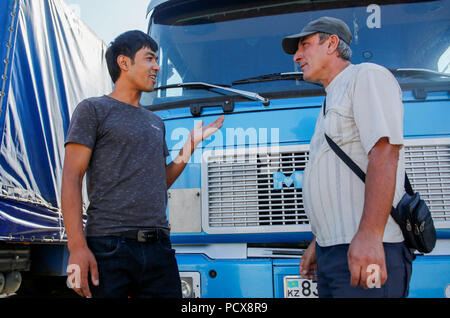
[64,0,152,45]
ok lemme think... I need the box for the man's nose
[293,49,303,64]
[153,62,161,72]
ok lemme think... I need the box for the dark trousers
[316,241,414,298]
[87,233,182,298]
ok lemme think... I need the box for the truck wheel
[2,271,21,295]
[0,273,5,294]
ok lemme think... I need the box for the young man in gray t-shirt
[62,30,224,298]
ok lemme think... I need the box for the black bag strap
[324,133,413,195]
[404,174,414,195]
[324,134,366,183]
[325,133,410,223]
[322,98,412,193]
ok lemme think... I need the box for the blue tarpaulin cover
[0,0,112,241]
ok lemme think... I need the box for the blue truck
[0,0,111,295]
[143,0,450,298]
[0,0,449,298]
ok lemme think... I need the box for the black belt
[109,229,167,243]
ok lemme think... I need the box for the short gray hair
[317,32,352,61]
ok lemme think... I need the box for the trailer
[0,0,111,295]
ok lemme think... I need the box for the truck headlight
[181,277,193,298]
[180,272,201,298]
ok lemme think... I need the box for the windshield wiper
[389,68,450,80]
[388,68,450,100]
[233,68,450,86]
[232,71,323,87]
[232,72,303,84]
[155,82,270,106]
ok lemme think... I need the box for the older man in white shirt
[282,17,413,297]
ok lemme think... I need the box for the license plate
[283,276,318,298]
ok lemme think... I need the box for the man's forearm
[61,174,87,251]
[165,115,225,189]
[166,139,196,189]
[359,138,400,238]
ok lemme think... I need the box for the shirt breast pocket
[141,123,165,152]
[323,100,356,145]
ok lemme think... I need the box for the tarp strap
[0,0,18,116]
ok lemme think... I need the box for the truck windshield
[142,0,450,107]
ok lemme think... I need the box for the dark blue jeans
[86,233,182,298]
[316,241,414,298]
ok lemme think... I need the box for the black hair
[105,30,158,83]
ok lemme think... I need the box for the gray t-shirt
[65,95,170,236]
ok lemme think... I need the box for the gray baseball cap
[282,16,352,54]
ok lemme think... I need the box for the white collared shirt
[303,63,405,247]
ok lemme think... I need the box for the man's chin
[142,86,155,93]
[302,73,320,85]
[302,73,313,82]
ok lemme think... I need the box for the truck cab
[143,0,450,298]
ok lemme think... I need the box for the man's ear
[327,34,340,55]
[117,55,130,72]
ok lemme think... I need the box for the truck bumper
[176,253,450,298]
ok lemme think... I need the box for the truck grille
[404,139,450,227]
[202,139,450,234]
[202,145,311,234]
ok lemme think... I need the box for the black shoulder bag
[324,133,437,253]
